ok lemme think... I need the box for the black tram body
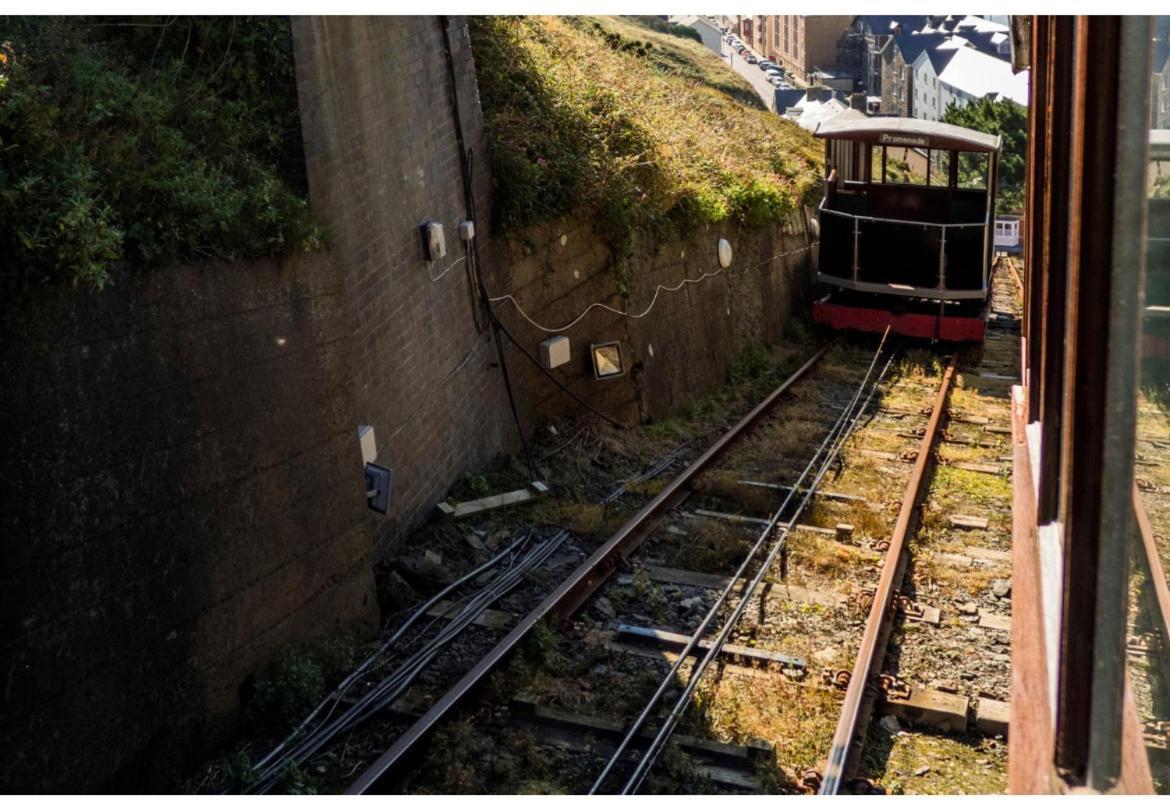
[811,118,1002,343]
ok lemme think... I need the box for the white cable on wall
[487,241,814,334]
[428,254,467,283]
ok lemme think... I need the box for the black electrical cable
[440,16,538,481]
[490,314,628,431]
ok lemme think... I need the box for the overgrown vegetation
[942,96,1027,214]
[0,16,323,289]
[243,637,360,735]
[469,15,822,259]
[627,16,702,43]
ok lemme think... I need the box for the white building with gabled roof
[913,43,1028,122]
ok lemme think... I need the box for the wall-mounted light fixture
[591,341,625,380]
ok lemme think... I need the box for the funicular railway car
[811,117,1002,342]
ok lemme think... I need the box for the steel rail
[1134,484,1170,651]
[590,331,892,794]
[1006,258,1025,302]
[611,339,897,795]
[818,352,957,795]
[346,343,833,794]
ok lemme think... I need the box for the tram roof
[813,117,1001,153]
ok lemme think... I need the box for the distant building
[879,31,951,117]
[995,214,1023,252]
[761,15,855,85]
[846,16,925,96]
[930,46,1029,117]
[910,44,961,121]
[1152,17,1170,129]
[675,15,723,56]
[781,86,866,130]
[772,88,807,116]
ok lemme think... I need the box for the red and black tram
[811,117,1002,343]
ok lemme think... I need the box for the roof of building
[937,46,1029,106]
[887,31,952,65]
[952,15,1010,34]
[773,88,806,114]
[923,46,959,74]
[959,29,1011,60]
[855,15,923,37]
[786,95,861,132]
[813,116,1001,151]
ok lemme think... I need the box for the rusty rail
[818,353,957,795]
[346,344,832,794]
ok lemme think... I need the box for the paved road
[718,40,778,111]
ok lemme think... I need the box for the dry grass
[788,532,880,580]
[688,673,842,774]
[472,15,823,243]
[540,502,626,539]
[913,554,1006,596]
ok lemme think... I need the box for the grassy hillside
[470,16,823,254]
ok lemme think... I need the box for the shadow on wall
[0,254,380,792]
[482,207,819,427]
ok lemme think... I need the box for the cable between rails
[588,326,894,795]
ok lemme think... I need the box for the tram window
[1126,14,1170,791]
[956,152,988,189]
[870,144,882,183]
[929,149,951,187]
[883,146,928,186]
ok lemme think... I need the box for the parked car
[766,68,783,79]
[758,61,776,71]
[768,76,785,87]
[745,54,758,64]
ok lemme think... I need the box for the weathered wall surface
[293,15,515,553]
[0,15,514,792]
[0,253,379,792]
[486,210,818,425]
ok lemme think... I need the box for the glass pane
[1129,14,1170,790]
[883,146,928,185]
[871,144,882,183]
[930,149,952,187]
[957,151,988,189]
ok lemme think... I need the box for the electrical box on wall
[365,463,393,514]
[539,336,571,369]
[419,220,447,261]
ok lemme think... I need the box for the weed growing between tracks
[862,724,1007,794]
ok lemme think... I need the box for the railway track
[213,263,1022,795]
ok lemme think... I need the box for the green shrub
[0,17,323,289]
[727,343,771,384]
[245,646,327,734]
